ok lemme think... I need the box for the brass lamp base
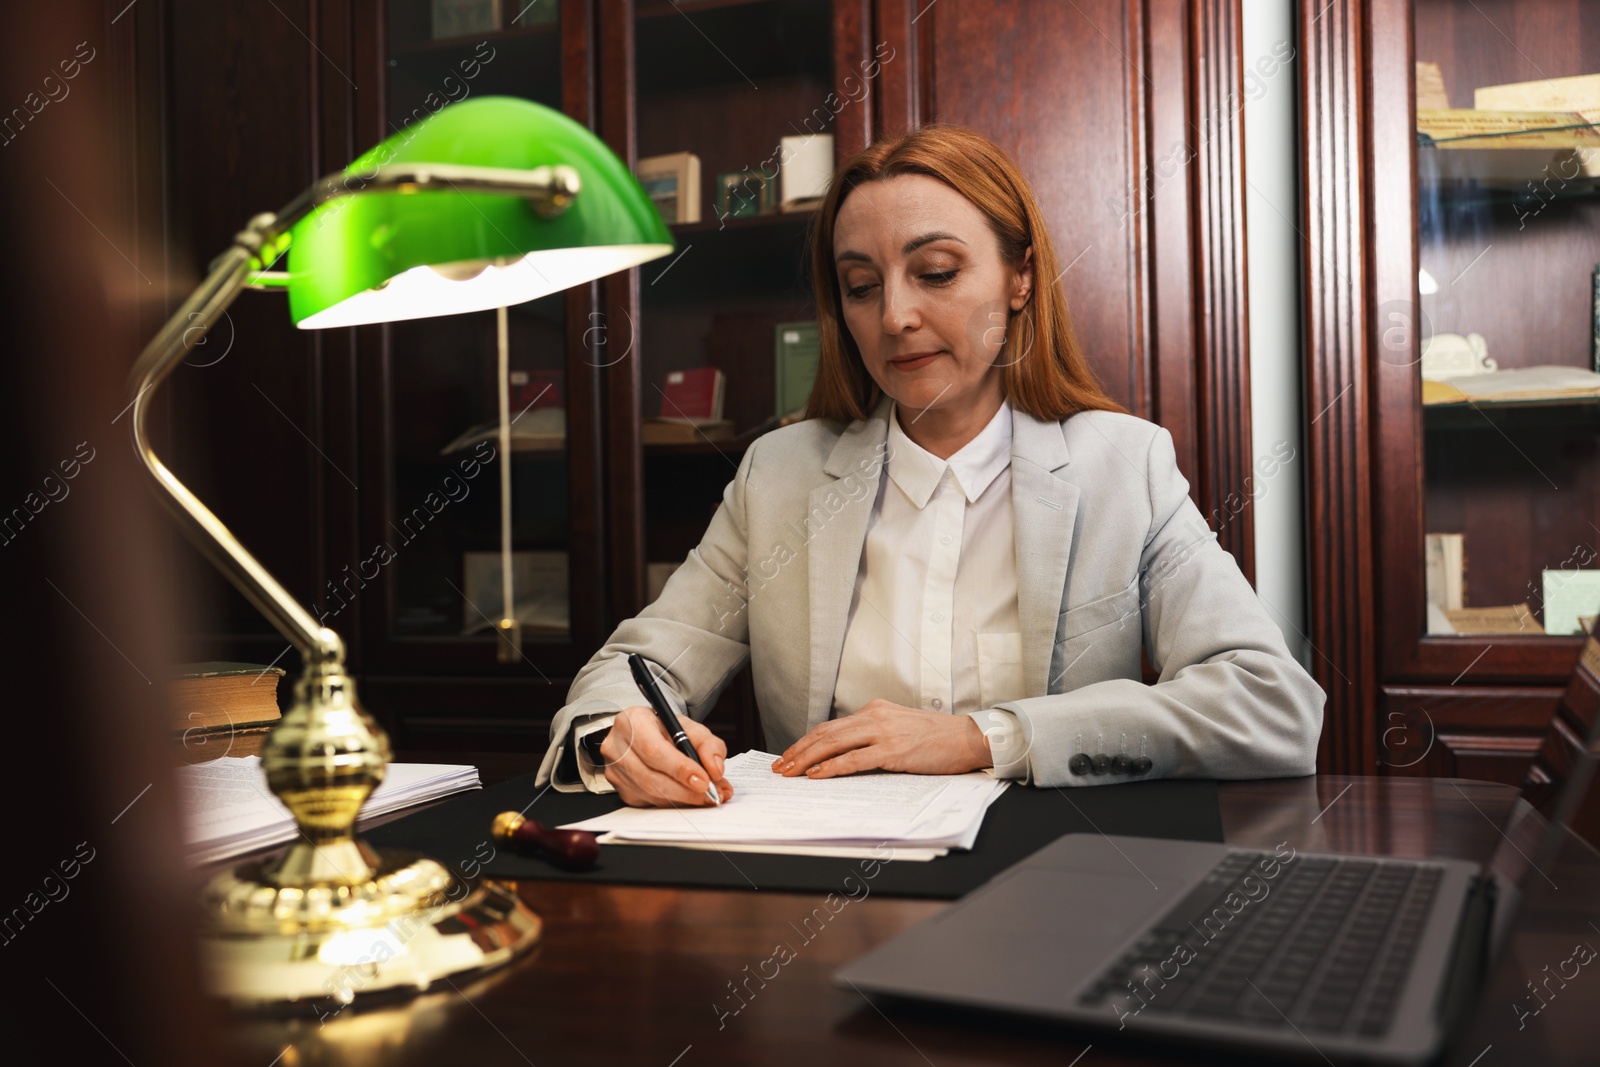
[199,846,541,1007]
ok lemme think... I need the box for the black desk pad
[364,773,1224,899]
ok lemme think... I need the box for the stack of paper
[178,756,480,865]
[561,750,1009,862]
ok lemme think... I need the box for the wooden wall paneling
[1367,0,1430,690]
[597,0,645,625]
[871,0,927,137]
[1190,0,1255,582]
[834,0,875,153]
[1145,0,1200,485]
[563,0,608,654]
[915,0,1153,418]
[1379,685,1561,783]
[1299,0,1377,774]
[876,1,1262,585]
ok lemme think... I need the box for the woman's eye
[844,282,876,299]
[923,269,959,286]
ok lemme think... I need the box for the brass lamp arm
[126,162,581,662]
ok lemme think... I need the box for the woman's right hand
[598,705,733,808]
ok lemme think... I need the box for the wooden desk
[218,771,1548,1066]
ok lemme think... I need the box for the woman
[534,125,1324,807]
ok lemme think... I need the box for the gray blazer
[534,396,1324,789]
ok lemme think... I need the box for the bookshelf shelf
[1423,395,1600,426]
[669,210,815,236]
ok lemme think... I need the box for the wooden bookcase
[1301,0,1599,783]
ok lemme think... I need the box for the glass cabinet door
[629,0,835,607]
[371,2,588,672]
[1410,1,1600,646]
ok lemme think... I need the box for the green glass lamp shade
[287,96,674,329]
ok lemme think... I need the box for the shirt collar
[886,401,1013,508]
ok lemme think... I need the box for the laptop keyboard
[1078,850,1443,1037]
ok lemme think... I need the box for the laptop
[835,626,1600,1064]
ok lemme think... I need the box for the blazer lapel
[1010,411,1079,696]
[805,397,892,729]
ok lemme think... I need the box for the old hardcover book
[171,662,284,733]
[1441,603,1543,635]
[1475,73,1600,177]
[1416,108,1600,184]
[658,367,724,422]
[775,320,820,418]
[640,418,734,445]
[636,151,701,225]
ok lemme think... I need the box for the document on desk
[560,750,1008,859]
[178,755,481,865]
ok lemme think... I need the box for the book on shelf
[1435,603,1543,635]
[779,133,833,212]
[1424,533,1466,625]
[1422,365,1600,406]
[1475,73,1600,178]
[172,662,285,733]
[636,151,701,225]
[510,368,564,412]
[775,320,820,418]
[641,418,735,445]
[440,407,567,454]
[658,367,724,422]
[1415,108,1600,184]
[1414,62,1450,110]
[1543,569,1600,636]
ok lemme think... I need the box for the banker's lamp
[128,97,672,1005]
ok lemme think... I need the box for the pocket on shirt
[1056,576,1141,642]
[977,631,1026,707]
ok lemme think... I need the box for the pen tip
[708,784,722,805]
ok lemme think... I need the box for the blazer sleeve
[993,426,1325,786]
[532,440,759,790]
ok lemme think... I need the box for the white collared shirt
[832,401,1031,779]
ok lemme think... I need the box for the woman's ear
[1010,245,1034,311]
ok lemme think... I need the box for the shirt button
[931,699,943,710]
[932,611,944,622]
[940,533,953,545]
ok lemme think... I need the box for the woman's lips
[889,351,942,371]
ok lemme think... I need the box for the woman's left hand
[771,699,994,779]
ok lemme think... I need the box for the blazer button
[1131,756,1153,775]
[1069,753,1092,776]
[1091,754,1110,775]
[1111,754,1130,775]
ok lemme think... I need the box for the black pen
[627,653,721,805]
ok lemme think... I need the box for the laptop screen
[1488,628,1600,898]
[1447,627,1600,1063]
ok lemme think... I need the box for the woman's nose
[879,276,922,333]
